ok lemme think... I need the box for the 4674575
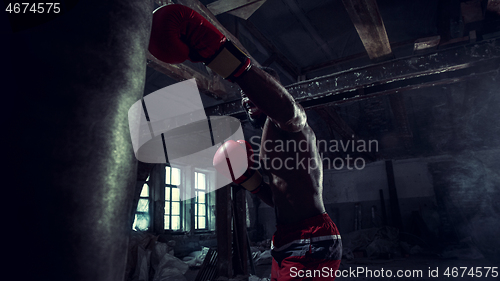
[443,267,498,278]
[5,3,60,14]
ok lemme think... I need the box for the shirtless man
[237,67,342,281]
[149,4,341,280]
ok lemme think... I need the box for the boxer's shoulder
[265,102,306,133]
[268,118,315,141]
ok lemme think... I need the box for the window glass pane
[165,187,170,201]
[164,215,170,229]
[140,184,149,197]
[172,216,181,230]
[137,199,149,212]
[172,168,181,185]
[165,166,171,184]
[172,188,180,201]
[164,202,170,215]
[196,173,206,190]
[146,175,150,182]
[133,213,149,231]
[198,217,206,229]
[197,191,205,203]
[198,204,206,216]
[172,202,180,215]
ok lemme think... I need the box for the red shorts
[271,213,342,280]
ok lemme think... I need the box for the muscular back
[260,118,326,225]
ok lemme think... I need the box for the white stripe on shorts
[272,234,341,252]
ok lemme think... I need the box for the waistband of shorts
[275,212,332,233]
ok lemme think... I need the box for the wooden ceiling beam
[342,0,394,62]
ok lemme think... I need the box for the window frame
[158,165,216,234]
[164,165,183,232]
[194,171,209,231]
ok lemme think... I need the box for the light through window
[133,176,150,231]
[165,166,182,230]
[195,172,208,230]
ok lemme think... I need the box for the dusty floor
[185,255,499,280]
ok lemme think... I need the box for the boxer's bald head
[241,67,280,129]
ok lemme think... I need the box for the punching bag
[5,1,153,280]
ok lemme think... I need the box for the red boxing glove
[149,4,251,80]
[149,4,225,63]
[213,140,263,192]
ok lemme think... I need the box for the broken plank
[342,0,394,61]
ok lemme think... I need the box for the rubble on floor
[254,250,272,265]
[440,237,485,260]
[125,231,189,281]
[341,226,486,262]
[212,275,269,281]
[342,226,402,260]
[248,275,270,281]
[182,246,210,267]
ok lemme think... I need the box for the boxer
[149,4,341,280]
[237,68,342,281]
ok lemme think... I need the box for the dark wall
[429,152,500,263]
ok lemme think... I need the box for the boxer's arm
[251,181,274,207]
[149,5,305,131]
[235,67,307,132]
